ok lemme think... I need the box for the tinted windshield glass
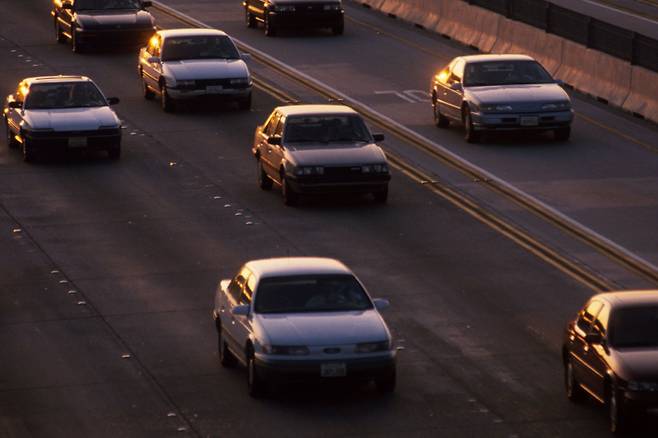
[283,115,372,145]
[75,0,142,10]
[463,60,554,86]
[254,274,374,314]
[161,36,240,61]
[24,82,106,110]
[609,306,658,348]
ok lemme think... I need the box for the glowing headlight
[355,341,389,353]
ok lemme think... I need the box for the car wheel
[376,369,396,393]
[141,75,155,100]
[71,28,84,53]
[463,106,480,143]
[245,7,257,28]
[373,187,388,204]
[264,13,277,37]
[107,146,121,161]
[433,101,450,128]
[238,93,252,111]
[54,20,66,44]
[282,176,298,206]
[22,139,36,163]
[217,321,236,367]
[160,84,176,113]
[554,126,571,142]
[608,384,629,435]
[247,350,266,397]
[5,121,18,149]
[332,21,344,36]
[257,160,273,191]
[564,360,584,402]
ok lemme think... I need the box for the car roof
[158,28,228,38]
[245,257,353,278]
[23,75,91,85]
[275,104,359,117]
[459,54,536,63]
[591,290,658,307]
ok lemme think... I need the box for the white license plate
[206,85,224,93]
[520,116,539,126]
[321,362,346,377]
[68,137,87,148]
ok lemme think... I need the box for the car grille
[193,78,250,90]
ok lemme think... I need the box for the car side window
[14,83,26,104]
[147,35,161,57]
[241,274,256,306]
[263,112,280,136]
[227,274,246,302]
[576,300,603,334]
[592,303,610,336]
[451,59,465,84]
[273,116,285,137]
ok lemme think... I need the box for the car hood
[466,83,569,105]
[25,107,120,131]
[255,310,388,346]
[76,10,154,29]
[612,348,658,381]
[163,59,249,80]
[286,143,386,166]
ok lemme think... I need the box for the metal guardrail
[466,0,658,72]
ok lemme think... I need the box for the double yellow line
[151,2,658,292]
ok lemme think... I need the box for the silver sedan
[430,54,573,143]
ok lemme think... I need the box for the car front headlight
[542,101,571,111]
[355,341,390,353]
[372,164,389,173]
[262,345,310,355]
[480,104,513,112]
[229,78,250,86]
[627,381,658,392]
[293,166,324,176]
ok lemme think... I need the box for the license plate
[520,116,539,126]
[68,137,87,148]
[321,362,346,377]
[206,85,224,93]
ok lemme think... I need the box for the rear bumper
[472,110,573,131]
[167,86,252,100]
[75,27,155,46]
[287,174,390,195]
[24,130,121,150]
[269,10,343,28]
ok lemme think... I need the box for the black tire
[332,21,344,36]
[245,7,257,28]
[433,100,450,128]
[160,84,176,113]
[257,160,273,191]
[373,187,388,204]
[217,322,237,367]
[108,147,121,160]
[554,126,571,142]
[54,20,66,43]
[247,351,266,397]
[608,384,629,435]
[238,93,252,111]
[264,13,277,37]
[71,28,84,53]
[141,74,155,100]
[22,139,36,163]
[564,360,584,403]
[463,107,480,143]
[376,369,396,394]
[282,176,298,206]
[5,120,18,149]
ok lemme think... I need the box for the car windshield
[609,305,658,348]
[24,82,107,110]
[161,36,240,61]
[254,274,374,314]
[283,115,372,145]
[75,0,142,10]
[463,60,554,87]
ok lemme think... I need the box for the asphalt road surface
[1,1,657,437]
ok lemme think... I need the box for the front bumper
[472,109,573,131]
[75,27,154,47]
[167,85,252,101]
[254,352,396,382]
[24,128,121,150]
[269,9,343,28]
[287,173,390,195]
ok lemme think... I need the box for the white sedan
[212,257,397,397]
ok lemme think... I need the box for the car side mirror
[373,298,390,311]
[450,82,463,92]
[106,97,120,106]
[147,56,160,64]
[219,279,231,291]
[232,305,250,317]
[141,0,153,7]
[585,332,602,344]
[372,133,385,143]
[7,100,22,109]
[268,135,282,146]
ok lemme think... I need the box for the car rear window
[609,305,658,348]
[283,115,372,145]
[254,274,373,314]
[463,60,554,87]
[24,82,106,110]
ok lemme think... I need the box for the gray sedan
[430,54,573,143]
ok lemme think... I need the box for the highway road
[1,1,657,437]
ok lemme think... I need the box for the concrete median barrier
[439,1,500,52]
[623,66,658,124]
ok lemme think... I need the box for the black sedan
[52,0,156,53]
[563,290,658,434]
